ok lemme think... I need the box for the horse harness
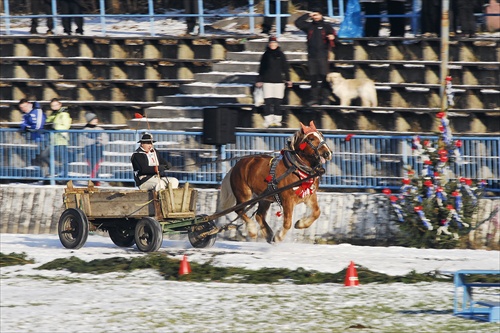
[265,140,323,207]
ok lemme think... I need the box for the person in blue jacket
[19,99,46,143]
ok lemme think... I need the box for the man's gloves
[155,162,172,176]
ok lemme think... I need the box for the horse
[218,121,332,243]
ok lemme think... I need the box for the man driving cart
[131,133,179,190]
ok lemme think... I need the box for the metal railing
[1,128,498,191]
[2,0,496,37]
[0,0,440,37]
[0,0,309,37]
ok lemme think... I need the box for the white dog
[325,72,378,107]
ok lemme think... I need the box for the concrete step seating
[1,35,499,132]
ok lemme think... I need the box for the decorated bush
[383,77,491,249]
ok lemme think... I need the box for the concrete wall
[1,185,498,248]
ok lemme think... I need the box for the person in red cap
[255,36,292,128]
[131,133,179,190]
[295,7,336,106]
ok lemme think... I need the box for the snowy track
[1,234,499,332]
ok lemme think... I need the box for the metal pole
[148,0,155,36]
[327,0,333,18]
[249,0,255,33]
[276,0,281,38]
[99,0,106,36]
[51,0,57,32]
[3,0,10,35]
[198,0,205,35]
[440,0,450,112]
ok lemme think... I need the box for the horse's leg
[272,202,294,243]
[235,209,259,239]
[294,194,321,229]
[254,200,274,243]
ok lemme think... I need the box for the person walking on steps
[131,133,179,191]
[256,36,292,128]
[295,7,336,106]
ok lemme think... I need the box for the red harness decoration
[294,170,316,198]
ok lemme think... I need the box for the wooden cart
[58,180,217,252]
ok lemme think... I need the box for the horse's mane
[288,129,304,151]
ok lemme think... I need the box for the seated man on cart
[131,133,179,190]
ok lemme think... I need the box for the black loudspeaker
[203,107,237,145]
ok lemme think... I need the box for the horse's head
[290,121,332,169]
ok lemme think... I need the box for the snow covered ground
[1,233,499,332]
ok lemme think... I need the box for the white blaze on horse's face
[304,131,332,164]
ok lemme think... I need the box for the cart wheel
[188,218,217,249]
[108,226,135,248]
[134,217,163,252]
[58,208,89,250]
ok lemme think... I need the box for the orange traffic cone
[178,254,192,276]
[344,261,360,287]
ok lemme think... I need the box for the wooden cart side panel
[86,191,155,218]
[159,185,196,219]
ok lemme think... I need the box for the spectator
[256,36,292,128]
[19,99,46,143]
[41,98,72,178]
[421,0,441,37]
[80,113,108,186]
[451,0,478,37]
[360,0,406,38]
[30,0,53,35]
[131,133,179,191]
[183,0,199,35]
[60,0,84,35]
[388,0,406,37]
[262,0,289,35]
[410,0,422,36]
[295,8,336,106]
[360,0,384,37]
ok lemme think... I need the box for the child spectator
[80,113,108,186]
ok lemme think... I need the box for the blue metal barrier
[2,0,497,37]
[1,128,498,191]
[0,0,295,37]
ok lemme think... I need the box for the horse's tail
[217,168,237,212]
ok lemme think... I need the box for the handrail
[2,0,497,37]
[0,128,498,191]
[2,0,464,38]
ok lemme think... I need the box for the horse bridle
[298,132,330,166]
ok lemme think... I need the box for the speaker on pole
[203,107,237,145]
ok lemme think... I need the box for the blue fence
[0,0,331,37]
[0,0,436,37]
[1,129,498,191]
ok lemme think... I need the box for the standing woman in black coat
[255,36,292,128]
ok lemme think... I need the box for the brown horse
[218,121,332,243]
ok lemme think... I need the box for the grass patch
[0,252,34,267]
[34,253,493,285]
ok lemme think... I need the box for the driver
[131,133,179,190]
